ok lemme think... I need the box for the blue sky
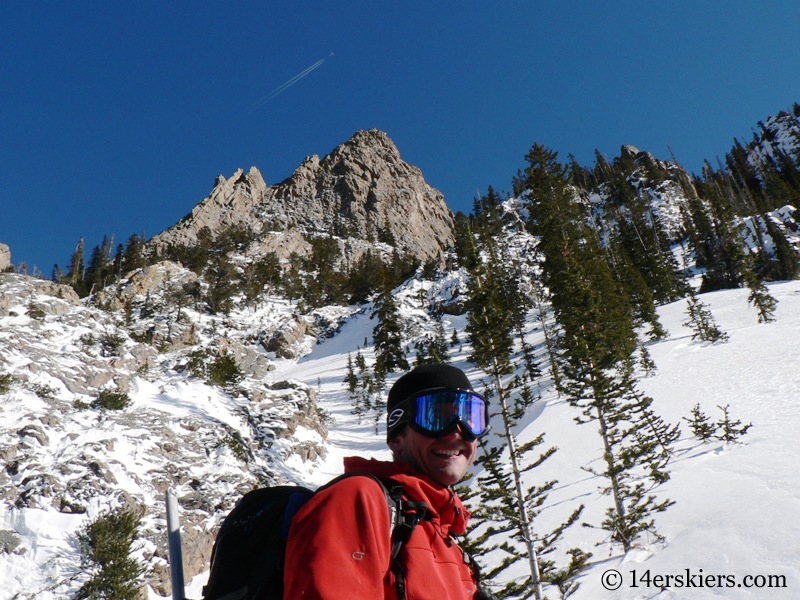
[3,2,800,274]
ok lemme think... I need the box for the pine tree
[76,507,144,599]
[472,186,506,238]
[205,253,239,315]
[743,268,778,324]
[349,351,371,423]
[683,403,717,441]
[66,237,89,297]
[372,284,409,375]
[122,233,146,274]
[608,187,682,306]
[519,142,677,552]
[762,217,800,281]
[242,253,281,308]
[467,376,587,600]
[415,313,450,365]
[716,404,753,443]
[463,204,585,599]
[543,548,593,600]
[84,235,115,294]
[693,173,750,292]
[347,350,387,433]
[346,251,387,304]
[343,353,358,397]
[684,287,728,343]
[565,360,676,550]
[303,236,344,308]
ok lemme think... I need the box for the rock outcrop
[148,130,455,265]
[0,271,330,597]
[0,243,11,271]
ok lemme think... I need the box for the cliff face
[149,129,455,265]
[0,269,333,597]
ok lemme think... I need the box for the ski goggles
[387,388,490,440]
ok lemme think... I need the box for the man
[283,363,491,599]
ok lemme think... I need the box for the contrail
[249,56,328,111]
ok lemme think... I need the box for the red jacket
[283,456,478,599]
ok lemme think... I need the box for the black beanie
[386,364,474,439]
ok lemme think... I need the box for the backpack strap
[386,484,432,600]
[320,473,431,600]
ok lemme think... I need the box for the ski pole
[166,488,186,600]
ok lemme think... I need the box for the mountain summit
[149,129,455,265]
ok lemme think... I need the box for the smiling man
[284,363,493,599]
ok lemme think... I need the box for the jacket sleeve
[283,476,394,599]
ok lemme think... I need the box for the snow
[2,277,799,599]
[273,280,800,600]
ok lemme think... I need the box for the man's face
[388,424,478,487]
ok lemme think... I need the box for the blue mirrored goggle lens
[413,391,488,437]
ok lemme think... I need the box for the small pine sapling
[543,548,593,600]
[683,403,718,441]
[684,290,728,344]
[744,269,778,324]
[716,404,753,443]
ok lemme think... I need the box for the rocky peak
[149,130,455,265]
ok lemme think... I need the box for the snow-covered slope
[275,279,800,600]
[2,269,798,599]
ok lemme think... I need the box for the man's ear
[387,427,406,453]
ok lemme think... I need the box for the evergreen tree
[684,287,728,343]
[66,237,89,297]
[303,236,344,307]
[607,235,668,341]
[242,253,281,307]
[472,186,506,238]
[743,268,778,324]
[564,359,676,550]
[683,403,717,441]
[716,404,753,443]
[693,175,750,292]
[51,263,65,283]
[495,230,541,381]
[204,253,239,315]
[519,142,677,552]
[465,237,515,372]
[452,211,481,271]
[463,201,585,599]
[347,350,387,433]
[372,284,409,375]
[84,235,115,294]
[76,507,144,600]
[343,353,358,396]
[349,351,371,423]
[610,190,683,306]
[122,233,146,274]
[762,217,800,281]
[414,313,450,366]
[346,250,387,304]
[450,328,460,348]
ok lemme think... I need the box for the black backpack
[201,473,431,600]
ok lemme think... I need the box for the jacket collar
[343,456,470,534]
